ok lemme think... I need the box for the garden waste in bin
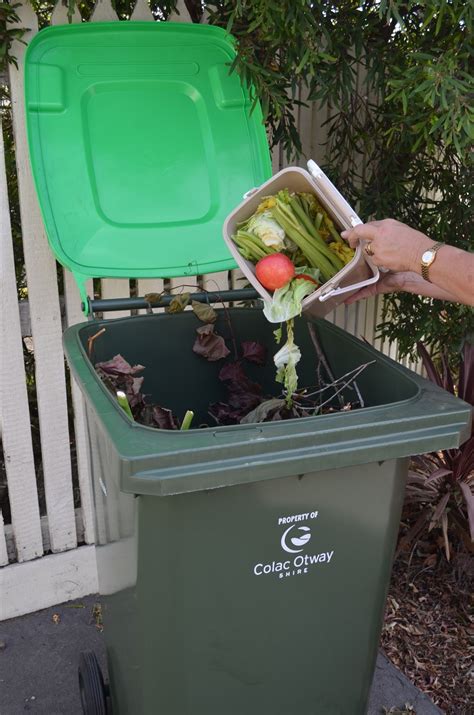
[24,21,472,715]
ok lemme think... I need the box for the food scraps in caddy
[231,189,355,409]
[231,189,354,302]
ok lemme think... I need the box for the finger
[344,284,380,304]
[344,274,402,305]
[341,223,381,248]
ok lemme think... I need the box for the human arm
[341,219,474,307]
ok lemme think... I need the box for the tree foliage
[1,0,473,360]
[204,0,473,361]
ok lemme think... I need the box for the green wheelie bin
[24,21,471,715]
[62,310,470,715]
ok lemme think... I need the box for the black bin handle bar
[85,289,260,315]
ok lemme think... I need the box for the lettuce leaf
[247,211,286,250]
[263,270,319,323]
[272,319,301,405]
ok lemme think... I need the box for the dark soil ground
[381,536,473,715]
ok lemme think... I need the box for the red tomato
[255,254,295,291]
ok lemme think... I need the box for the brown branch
[307,321,345,407]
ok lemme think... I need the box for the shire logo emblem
[280,525,311,553]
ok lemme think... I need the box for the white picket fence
[0,0,422,620]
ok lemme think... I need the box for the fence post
[8,1,77,553]
[0,118,43,564]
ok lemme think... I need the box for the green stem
[290,197,322,242]
[180,410,194,430]
[117,391,133,420]
[233,232,269,261]
[285,319,295,408]
[272,207,336,281]
[275,201,344,272]
[327,223,343,244]
[244,233,275,256]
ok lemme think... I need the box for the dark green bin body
[64,309,471,715]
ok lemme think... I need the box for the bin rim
[63,311,472,496]
[67,309,424,435]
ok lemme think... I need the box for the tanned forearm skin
[341,219,474,306]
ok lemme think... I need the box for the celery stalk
[327,223,344,244]
[271,206,336,281]
[180,410,194,430]
[274,201,344,272]
[117,391,133,420]
[233,234,267,261]
[290,197,323,242]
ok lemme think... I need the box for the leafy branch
[2,0,472,362]
[0,2,26,69]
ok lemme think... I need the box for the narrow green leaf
[401,91,407,115]
[435,3,445,36]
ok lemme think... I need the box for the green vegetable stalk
[233,230,274,261]
[180,410,194,430]
[117,391,133,420]
[272,200,344,277]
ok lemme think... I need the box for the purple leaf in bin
[131,377,144,396]
[95,355,147,413]
[212,361,264,424]
[240,398,286,424]
[242,341,267,366]
[94,354,181,429]
[95,354,144,376]
[140,405,155,427]
[219,362,262,395]
[228,391,261,412]
[209,402,242,425]
[151,405,179,430]
[219,361,247,383]
[193,324,230,362]
[127,377,145,408]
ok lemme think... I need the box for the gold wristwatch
[421,242,444,282]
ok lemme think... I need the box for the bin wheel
[78,650,108,715]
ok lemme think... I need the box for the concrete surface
[0,596,443,714]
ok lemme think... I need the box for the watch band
[421,242,444,282]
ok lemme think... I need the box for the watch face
[422,250,434,264]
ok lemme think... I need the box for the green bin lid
[25,22,271,307]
